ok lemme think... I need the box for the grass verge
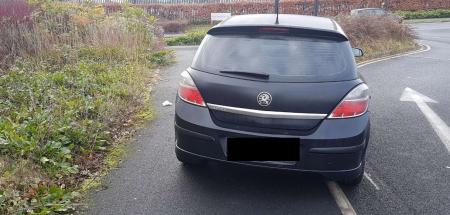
[165,29,208,46]
[355,40,419,62]
[0,1,172,214]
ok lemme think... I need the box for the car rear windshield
[191,34,357,82]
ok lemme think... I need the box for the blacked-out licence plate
[227,138,299,161]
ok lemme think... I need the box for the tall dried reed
[0,1,163,70]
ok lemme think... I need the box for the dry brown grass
[0,22,49,68]
[0,2,164,70]
[337,16,418,61]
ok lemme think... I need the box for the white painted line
[407,55,450,62]
[326,181,357,215]
[357,44,431,68]
[400,88,450,153]
[363,172,380,191]
[322,43,433,215]
[427,36,450,39]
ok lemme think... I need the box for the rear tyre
[175,147,206,165]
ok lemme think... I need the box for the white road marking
[415,27,450,31]
[357,44,431,68]
[427,36,450,39]
[363,172,380,191]
[407,55,450,62]
[400,88,450,153]
[323,44,433,215]
[326,181,357,215]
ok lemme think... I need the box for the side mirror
[352,48,364,57]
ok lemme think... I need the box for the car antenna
[275,0,280,24]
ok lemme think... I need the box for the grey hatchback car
[174,14,369,185]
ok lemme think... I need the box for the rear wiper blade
[219,70,270,79]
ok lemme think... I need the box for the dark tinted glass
[192,34,357,82]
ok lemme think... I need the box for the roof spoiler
[207,26,348,41]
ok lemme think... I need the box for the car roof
[212,14,346,38]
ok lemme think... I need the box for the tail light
[329,84,369,119]
[178,71,206,107]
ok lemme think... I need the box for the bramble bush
[0,1,172,214]
[0,0,33,22]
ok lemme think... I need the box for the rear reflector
[178,71,206,107]
[329,84,369,118]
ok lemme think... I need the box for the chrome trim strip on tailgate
[207,103,327,120]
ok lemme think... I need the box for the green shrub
[0,47,173,214]
[397,9,450,19]
[166,29,208,46]
[148,50,175,65]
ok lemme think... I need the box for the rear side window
[192,34,357,82]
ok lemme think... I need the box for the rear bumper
[175,97,370,174]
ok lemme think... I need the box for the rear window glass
[191,34,357,82]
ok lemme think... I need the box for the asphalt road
[85,22,450,215]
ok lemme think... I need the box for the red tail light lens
[329,84,369,119]
[178,71,206,107]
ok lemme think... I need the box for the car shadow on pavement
[172,161,340,214]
